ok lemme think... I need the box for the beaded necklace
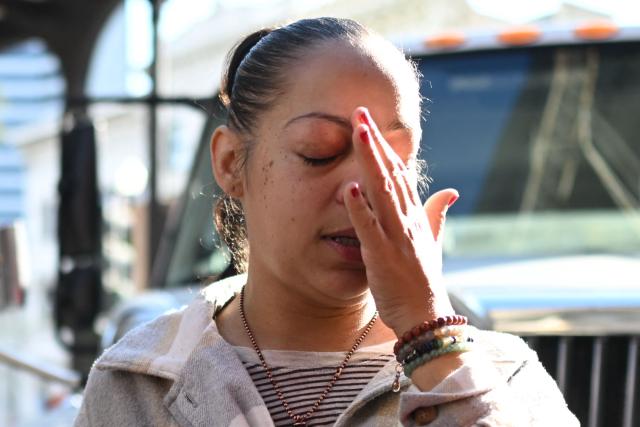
[239,286,378,426]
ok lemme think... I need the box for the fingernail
[448,194,459,207]
[359,111,369,125]
[350,184,360,198]
[359,128,369,144]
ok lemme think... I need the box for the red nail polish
[359,128,369,144]
[448,194,459,207]
[359,112,369,125]
[350,185,360,198]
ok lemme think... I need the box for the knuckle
[381,176,394,194]
[405,227,415,242]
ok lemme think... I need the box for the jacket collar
[92,274,527,426]
[91,273,411,425]
[94,274,270,425]
[93,274,246,381]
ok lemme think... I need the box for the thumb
[423,188,459,242]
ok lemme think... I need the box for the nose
[335,154,364,205]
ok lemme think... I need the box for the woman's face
[240,41,421,304]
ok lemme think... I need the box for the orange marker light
[498,25,542,46]
[575,20,619,40]
[425,31,466,49]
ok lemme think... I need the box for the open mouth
[323,228,363,262]
[328,236,361,247]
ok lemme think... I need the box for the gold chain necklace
[239,286,378,426]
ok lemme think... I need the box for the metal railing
[0,345,80,388]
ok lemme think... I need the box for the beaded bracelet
[403,335,460,365]
[403,338,474,377]
[399,325,467,362]
[396,325,467,363]
[393,315,467,356]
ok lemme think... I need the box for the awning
[0,142,24,226]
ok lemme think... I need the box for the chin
[320,269,369,299]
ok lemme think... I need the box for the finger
[354,107,418,211]
[353,123,405,235]
[354,107,404,167]
[344,182,385,249]
[423,189,459,243]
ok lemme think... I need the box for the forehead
[261,41,420,134]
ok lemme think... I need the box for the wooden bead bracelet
[393,315,468,356]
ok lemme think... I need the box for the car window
[161,110,233,288]
[418,43,640,257]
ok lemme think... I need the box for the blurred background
[0,0,639,425]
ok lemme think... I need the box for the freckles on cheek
[261,160,274,188]
[255,158,275,205]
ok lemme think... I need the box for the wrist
[387,305,457,339]
[410,351,466,391]
[375,283,456,338]
[391,312,468,361]
[388,312,435,339]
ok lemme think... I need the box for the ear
[211,125,244,198]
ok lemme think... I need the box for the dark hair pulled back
[221,17,368,134]
[215,17,419,272]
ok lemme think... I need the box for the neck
[235,268,394,352]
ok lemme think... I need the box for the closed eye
[300,154,339,166]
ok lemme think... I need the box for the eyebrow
[284,111,412,132]
[285,112,351,129]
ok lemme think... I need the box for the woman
[76,17,577,426]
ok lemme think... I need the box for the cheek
[251,153,314,219]
[249,141,336,209]
[273,170,335,229]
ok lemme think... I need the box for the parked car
[101,21,640,427]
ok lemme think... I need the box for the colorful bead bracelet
[395,325,468,363]
[403,334,465,365]
[403,339,475,377]
[393,315,468,356]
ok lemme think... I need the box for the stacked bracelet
[391,315,474,384]
[395,325,467,363]
[403,333,468,365]
[393,315,467,356]
[403,339,474,377]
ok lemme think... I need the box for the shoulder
[75,367,178,426]
[93,274,246,380]
[397,330,577,426]
[76,275,250,426]
[470,329,544,385]
[472,330,578,425]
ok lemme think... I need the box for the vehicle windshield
[416,42,640,258]
[162,41,640,287]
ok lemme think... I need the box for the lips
[323,228,362,262]
[329,236,361,247]
[324,228,360,244]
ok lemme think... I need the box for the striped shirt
[234,342,395,426]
